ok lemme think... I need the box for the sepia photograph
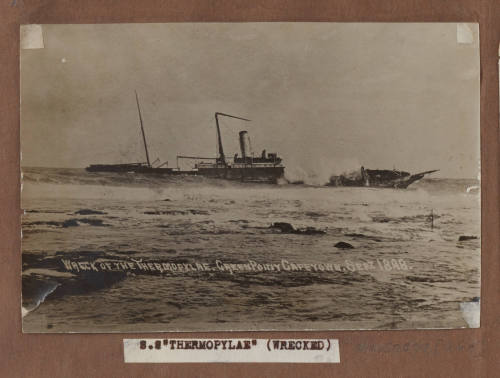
[20,23,480,332]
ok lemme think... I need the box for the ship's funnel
[239,131,252,160]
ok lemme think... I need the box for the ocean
[21,167,481,332]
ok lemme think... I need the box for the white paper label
[20,25,44,49]
[124,338,340,363]
[457,23,474,44]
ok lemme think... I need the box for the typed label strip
[123,338,340,363]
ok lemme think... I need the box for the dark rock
[270,222,325,235]
[296,227,326,235]
[26,220,61,227]
[458,235,478,241]
[372,216,391,223]
[145,210,185,215]
[27,218,108,228]
[61,219,80,228]
[81,218,109,227]
[188,209,210,215]
[74,209,106,215]
[334,241,354,249]
[145,209,209,216]
[305,211,326,218]
[62,218,108,228]
[270,222,296,233]
[406,276,447,283]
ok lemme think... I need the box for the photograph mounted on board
[20,23,480,332]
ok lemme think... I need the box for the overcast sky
[21,23,479,178]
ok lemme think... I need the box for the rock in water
[270,222,326,235]
[61,219,79,228]
[74,209,106,215]
[334,241,354,249]
[270,222,296,233]
[458,235,478,241]
[297,227,326,235]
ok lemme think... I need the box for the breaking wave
[23,167,271,189]
[283,157,362,185]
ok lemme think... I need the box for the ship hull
[86,164,189,175]
[327,180,416,189]
[196,166,285,183]
[85,164,284,183]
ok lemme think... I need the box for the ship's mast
[135,90,151,167]
[214,112,251,165]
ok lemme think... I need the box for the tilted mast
[214,112,251,165]
[135,90,151,167]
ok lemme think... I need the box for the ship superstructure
[178,112,284,183]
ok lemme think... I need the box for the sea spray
[284,157,362,185]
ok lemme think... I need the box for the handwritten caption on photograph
[61,258,412,274]
[123,338,340,363]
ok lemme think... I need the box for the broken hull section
[328,168,438,189]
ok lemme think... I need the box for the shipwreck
[328,167,438,189]
[86,93,285,183]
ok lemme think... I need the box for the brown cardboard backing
[1,1,498,377]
